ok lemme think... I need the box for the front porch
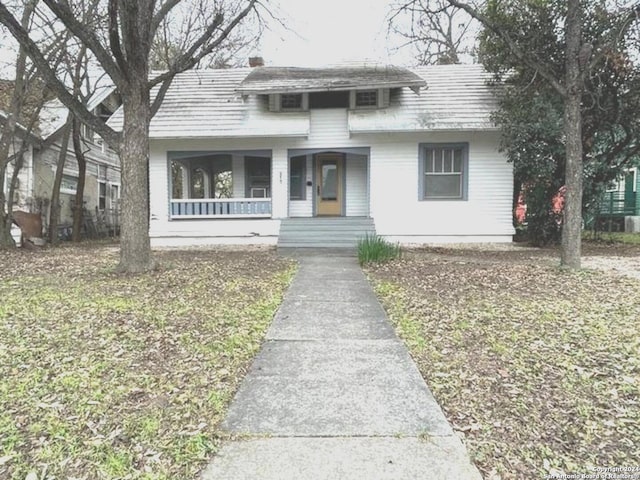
[169,151,273,220]
[167,147,370,221]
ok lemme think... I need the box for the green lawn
[0,244,295,479]
[583,231,640,245]
[367,248,640,479]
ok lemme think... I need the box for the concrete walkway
[200,253,482,479]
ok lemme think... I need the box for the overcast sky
[256,0,414,67]
[0,0,415,78]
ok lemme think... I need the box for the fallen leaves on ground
[366,245,640,479]
[0,243,295,480]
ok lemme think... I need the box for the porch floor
[278,217,376,249]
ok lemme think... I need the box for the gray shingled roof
[350,64,499,133]
[236,65,427,94]
[108,64,499,138]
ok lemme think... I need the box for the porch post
[271,147,288,219]
[181,163,191,199]
[231,155,245,198]
[202,169,211,198]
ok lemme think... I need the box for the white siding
[149,143,170,225]
[368,131,513,240]
[345,154,368,217]
[289,155,313,217]
[309,109,349,143]
[149,131,514,245]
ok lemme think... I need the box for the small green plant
[357,234,401,265]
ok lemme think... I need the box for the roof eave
[149,132,310,140]
[349,125,500,134]
[0,111,43,143]
[236,80,427,96]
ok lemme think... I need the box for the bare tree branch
[151,0,183,37]
[0,2,122,149]
[41,0,126,88]
[108,0,128,79]
[149,0,258,88]
[444,0,568,95]
[149,76,174,117]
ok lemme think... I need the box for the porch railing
[170,198,272,219]
[597,191,637,216]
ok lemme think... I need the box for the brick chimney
[249,57,264,67]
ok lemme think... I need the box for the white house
[114,63,514,247]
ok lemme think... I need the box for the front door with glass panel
[315,153,344,216]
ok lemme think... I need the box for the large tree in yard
[480,1,640,246]
[396,0,640,268]
[0,0,262,272]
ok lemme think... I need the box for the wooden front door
[316,153,344,216]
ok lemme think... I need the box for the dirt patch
[366,246,640,479]
[404,241,640,280]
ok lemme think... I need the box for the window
[82,123,94,141]
[355,90,378,107]
[61,175,78,195]
[99,182,107,209]
[281,94,303,110]
[420,144,468,200]
[309,91,349,109]
[110,184,120,209]
[245,156,271,198]
[606,181,619,192]
[170,155,232,199]
[250,187,267,198]
[289,156,306,200]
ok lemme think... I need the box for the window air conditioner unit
[250,187,267,198]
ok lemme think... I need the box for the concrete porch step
[278,217,376,249]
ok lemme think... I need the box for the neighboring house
[2,85,121,237]
[111,62,514,247]
[601,167,639,215]
[595,167,640,232]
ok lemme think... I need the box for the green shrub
[357,234,401,265]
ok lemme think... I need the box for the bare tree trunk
[71,119,87,242]
[7,143,25,214]
[0,153,17,248]
[48,116,73,244]
[0,2,35,248]
[0,131,17,248]
[117,84,154,272]
[0,158,17,247]
[560,0,585,269]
